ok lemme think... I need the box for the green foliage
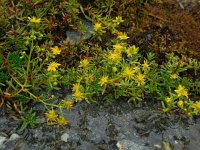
[19,109,36,132]
[0,0,199,131]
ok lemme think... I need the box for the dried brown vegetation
[93,0,200,59]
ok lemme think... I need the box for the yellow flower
[117,32,129,40]
[126,45,139,57]
[113,44,123,53]
[99,76,109,86]
[28,16,41,23]
[72,91,85,102]
[51,46,61,55]
[113,16,124,24]
[72,83,80,92]
[177,100,184,108]
[175,85,188,98]
[165,97,172,105]
[94,22,102,31]
[122,67,135,81]
[170,73,178,79]
[79,59,89,68]
[57,116,68,125]
[45,110,58,122]
[108,52,121,62]
[192,101,200,114]
[135,73,145,86]
[142,60,150,72]
[47,62,61,71]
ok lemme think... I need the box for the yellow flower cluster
[117,32,129,40]
[134,73,145,86]
[175,85,188,98]
[45,109,68,126]
[126,45,139,57]
[122,67,135,81]
[142,60,150,72]
[108,52,121,63]
[98,76,109,86]
[79,59,89,68]
[113,44,123,53]
[72,83,86,102]
[192,101,200,114]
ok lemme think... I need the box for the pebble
[61,132,70,142]
[117,140,150,150]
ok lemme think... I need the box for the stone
[116,140,150,150]
[61,132,70,142]
[86,115,108,144]
[66,17,93,44]
[3,133,29,150]
[9,133,20,141]
[77,142,98,150]
[0,136,6,149]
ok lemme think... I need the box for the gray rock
[61,132,69,142]
[0,136,6,149]
[86,115,108,144]
[116,140,150,150]
[3,133,29,150]
[77,142,98,150]
[66,17,93,44]
[148,132,162,149]
[35,116,46,124]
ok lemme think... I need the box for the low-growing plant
[0,0,199,131]
[0,15,72,128]
[63,20,200,116]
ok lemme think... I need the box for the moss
[85,0,200,59]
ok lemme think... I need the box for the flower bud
[177,100,183,108]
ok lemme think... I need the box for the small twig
[176,0,185,9]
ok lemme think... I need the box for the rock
[3,133,29,150]
[147,132,162,149]
[77,142,98,150]
[35,116,46,124]
[32,128,44,140]
[0,136,6,149]
[9,133,20,140]
[61,132,70,142]
[66,17,93,44]
[86,115,108,144]
[116,140,150,150]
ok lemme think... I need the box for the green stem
[25,90,59,108]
